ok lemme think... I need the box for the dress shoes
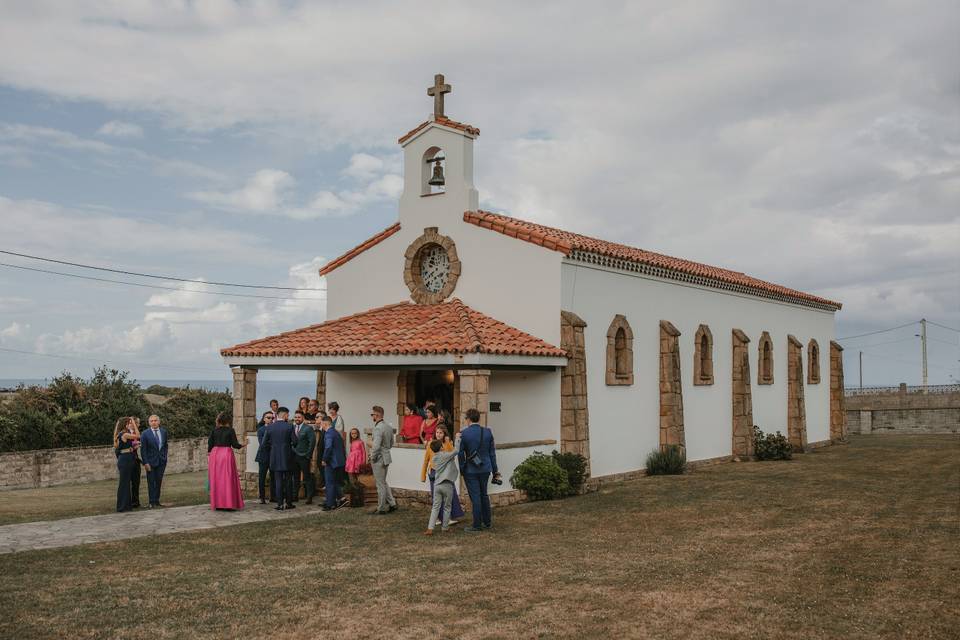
[274,504,284,511]
[285,503,296,509]
[464,526,482,533]
[321,505,332,512]
[387,505,398,513]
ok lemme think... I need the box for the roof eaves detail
[397,117,480,146]
[317,222,401,277]
[568,250,841,311]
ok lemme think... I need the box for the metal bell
[428,158,445,186]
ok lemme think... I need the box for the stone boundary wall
[0,437,209,491]
[846,387,960,435]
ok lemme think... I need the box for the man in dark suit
[140,414,169,508]
[291,410,317,504]
[319,415,346,511]
[458,408,499,532]
[255,411,275,504]
[259,407,297,510]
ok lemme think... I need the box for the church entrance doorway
[397,369,458,433]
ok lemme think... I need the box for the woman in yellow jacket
[420,424,465,524]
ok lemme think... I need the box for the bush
[551,450,588,493]
[645,445,687,475]
[156,388,233,439]
[753,425,793,460]
[510,452,571,500]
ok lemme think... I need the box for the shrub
[645,445,687,475]
[510,452,571,500]
[551,450,588,493]
[158,388,233,439]
[753,425,793,460]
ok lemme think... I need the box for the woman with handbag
[114,416,140,512]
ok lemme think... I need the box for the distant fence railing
[845,384,960,397]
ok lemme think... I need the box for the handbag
[467,428,486,467]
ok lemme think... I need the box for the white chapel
[222,75,848,502]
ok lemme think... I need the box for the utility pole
[859,351,863,390]
[920,318,928,391]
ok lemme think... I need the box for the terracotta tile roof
[464,210,842,310]
[318,222,401,277]
[220,299,567,359]
[397,116,480,145]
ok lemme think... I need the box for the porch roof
[220,299,568,367]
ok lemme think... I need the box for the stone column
[786,335,808,451]
[231,367,257,478]
[315,370,327,408]
[396,371,416,428]
[829,341,847,441]
[560,311,590,472]
[731,329,754,458]
[659,321,685,452]
[458,369,490,429]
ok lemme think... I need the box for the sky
[0,0,957,386]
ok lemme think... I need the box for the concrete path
[0,501,333,555]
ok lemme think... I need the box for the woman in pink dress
[207,411,246,510]
[344,427,369,484]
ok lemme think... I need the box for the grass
[0,471,209,525]
[1,434,958,639]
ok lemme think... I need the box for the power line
[0,262,325,302]
[0,346,225,374]
[860,350,956,371]
[927,320,959,333]
[837,321,918,341]
[850,337,919,349]
[0,249,325,292]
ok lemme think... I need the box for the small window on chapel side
[807,339,821,384]
[694,324,714,385]
[606,315,634,386]
[758,331,774,385]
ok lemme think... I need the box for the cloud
[0,322,29,340]
[188,157,403,219]
[189,169,294,212]
[97,120,143,138]
[0,122,225,181]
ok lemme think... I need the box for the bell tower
[398,74,479,230]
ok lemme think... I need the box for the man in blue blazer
[320,415,346,511]
[458,408,499,532]
[259,407,297,510]
[140,414,169,508]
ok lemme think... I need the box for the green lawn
[1,435,958,639]
[0,471,209,525]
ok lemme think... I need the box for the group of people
[255,399,350,512]
[113,395,503,534]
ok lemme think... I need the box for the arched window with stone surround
[693,324,714,385]
[758,331,774,385]
[807,339,821,384]
[605,315,634,386]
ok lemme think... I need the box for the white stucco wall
[487,370,561,442]
[562,261,835,476]
[325,369,400,434]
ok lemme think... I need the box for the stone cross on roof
[427,73,451,118]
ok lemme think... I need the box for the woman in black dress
[114,416,140,512]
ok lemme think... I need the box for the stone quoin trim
[731,329,754,458]
[807,339,821,384]
[403,227,462,305]
[605,315,634,386]
[787,335,808,452]
[829,341,847,441]
[693,324,714,386]
[659,320,686,452]
[758,331,774,385]
[560,311,590,473]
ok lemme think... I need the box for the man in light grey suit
[369,405,397,515]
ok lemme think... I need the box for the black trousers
[116,454,135,512]
[130,458,142,507]
[272,470,293,505]
[257,461,270,500]
[292,455,314,500]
